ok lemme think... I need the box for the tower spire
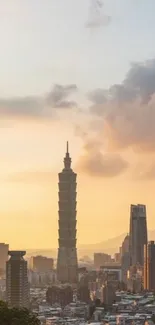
[66,141,69,154]
[64,141,71,169]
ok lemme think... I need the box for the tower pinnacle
[66,141,69,154]
[64,141,71,169]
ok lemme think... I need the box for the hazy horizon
[1,0,155,249]
[8,229,155,254]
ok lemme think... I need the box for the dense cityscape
[1,2,155,324]
[0,144,155,325]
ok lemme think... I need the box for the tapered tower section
[57,142,78,284]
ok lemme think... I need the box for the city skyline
[1,0,155,249]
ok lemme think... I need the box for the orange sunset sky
[1,1,155,249]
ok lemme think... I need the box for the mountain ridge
[25,230,155,258]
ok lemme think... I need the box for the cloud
[88,88,107,116]
[88,58,155,152]
[124,59,155,102]
[88,88,107,105]
[76,139,129,177]
[46,84,77,108]
[0,84,78,118]
[89,58,155,105]
[89,59,155,107]
[0,97,43,117]
[86,0,111,29]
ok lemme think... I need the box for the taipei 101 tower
[57,142,78,284]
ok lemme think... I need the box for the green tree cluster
[0,301,40,325]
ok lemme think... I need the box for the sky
[0,0,155,249]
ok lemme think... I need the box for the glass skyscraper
[129,204,147,266]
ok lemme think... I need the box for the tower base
[57,247,78,284]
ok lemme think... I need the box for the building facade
[30,255,54,272]
[77,285,90,303]
[102,281,117,306]
[6,251,29,308]
[57,142,78,283]
[121,252,130,284]
[121,235,130,284]
[129,204,147,266]
[144,241,155,291]
[94,253,112,269]
[127,265,143,293]
[46,285,73,307]
[28,269,56,287]
[0,243,9,271]
[121,235,129,256]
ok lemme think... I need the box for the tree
[0,301,40,325]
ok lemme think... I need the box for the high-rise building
[102,281,117,306]
[121,252,130,284]
[30,256,54,272]
[121,235,130,284]
[57,142,78,283]
[6,251,29,308]
[121,235,129,256]
[127,265,143,293]
[0,243,9,271]
[94,253,112,269]
[46,285,73,307]
[144,241,155,291]
[129,204,147,266]
[77,285,90,303]
[114,252,121,263]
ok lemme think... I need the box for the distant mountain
[25,230,155,259]
[78,229,155,257]
[78,233,126,256]
[26,249,56,258]
[78,233,126,255]
[25,234,126,258]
